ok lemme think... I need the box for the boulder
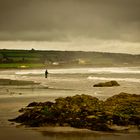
[93,80,120,87]
[104,92,140,126]
[27,101,54,107]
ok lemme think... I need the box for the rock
[104,92,140,126]
[27,101,54,107]
[86,115,97,119]
[27,102,39,107]
[108,125,130,131]
[0,79,40,85]
[93,80,120,87]
[9,93,140,132]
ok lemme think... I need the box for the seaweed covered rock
[10,94,110,131]
[93,80,120,87]
[9,93,140,131]
[104,92,140,126]
[0,79,39,85]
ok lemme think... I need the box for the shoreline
[0,68,140,140]
[1,126,140,140]
[0,95,140,140]
[0,65,140,70]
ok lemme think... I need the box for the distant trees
[0,52,13,63]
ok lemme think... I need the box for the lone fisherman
[45,69,48,78]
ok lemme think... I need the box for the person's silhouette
[45,69,48,78]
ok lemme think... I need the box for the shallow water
[0,67,140,99]
[0,67,140,140]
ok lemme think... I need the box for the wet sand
[1,126,140,140]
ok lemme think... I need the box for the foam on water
[15,67,140,75]
[87,76,140,83]
[88,67,140,74]
[15,70,45,75]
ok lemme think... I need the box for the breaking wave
[87,76,140,83]
[15,67,140,75]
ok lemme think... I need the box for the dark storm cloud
[0,0,140,42]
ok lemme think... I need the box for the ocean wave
[88,67,140,74]
[15,70,45,75]
[87,76,140,83]
[15,67,140,75]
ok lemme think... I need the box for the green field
[0,49,140,69]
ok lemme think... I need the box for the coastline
[0,68,140,140]
[0,96,140,139]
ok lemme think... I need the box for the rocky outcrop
[93,80,120,87]
[9,93,140,132]
[0,79,39,85]
[104,92,140,126]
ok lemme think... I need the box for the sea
[0,66,140,98]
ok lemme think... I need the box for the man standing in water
[45,69,48,78]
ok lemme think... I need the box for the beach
[0,67,140,140]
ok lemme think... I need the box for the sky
[0,0,140,54]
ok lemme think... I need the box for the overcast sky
[0,0,140,54]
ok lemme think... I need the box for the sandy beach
[0,67,140,140]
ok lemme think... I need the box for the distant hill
[0,49,140,68]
